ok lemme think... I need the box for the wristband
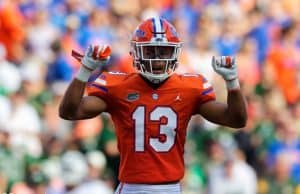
[76,66,92,82]
[226,78,240,90]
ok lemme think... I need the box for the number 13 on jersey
[132,106,177,152]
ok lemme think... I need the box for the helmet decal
[135,29,145,38]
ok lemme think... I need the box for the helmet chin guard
[130,17,183,84]
[141,72,169,84]
[135,59,179,84]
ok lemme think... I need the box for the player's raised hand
[73,45,111,82]
[212,56,240,90]
[81,45,111,71]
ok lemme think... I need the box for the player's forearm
[59,78,86,120]
[226,89,247,128]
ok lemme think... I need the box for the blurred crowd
[0,0,300,193]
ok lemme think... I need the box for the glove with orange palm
[74,45,111,82]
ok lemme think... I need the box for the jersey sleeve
[198,75,216,104]
[180,73,216,104]
[184,74,216,105]
[86,71,128,112]
[86,71,112,109]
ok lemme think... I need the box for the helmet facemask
[131,41,182,84]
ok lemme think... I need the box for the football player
[59,17,247,194]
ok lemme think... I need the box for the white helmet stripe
[152,17,163,38]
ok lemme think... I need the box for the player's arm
[59,79,107,120]
[59,45,110,120]
[197,56,247,128]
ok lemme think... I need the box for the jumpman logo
[175,94,182,101]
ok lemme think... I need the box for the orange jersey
[86,72,215,184]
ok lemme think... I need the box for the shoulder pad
[88,71,129,87]
[178,73,211,89]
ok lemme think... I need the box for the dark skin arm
[59,79,107,120]
[197,89,247,128]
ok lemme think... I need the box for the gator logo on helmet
[135,29,145,38]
